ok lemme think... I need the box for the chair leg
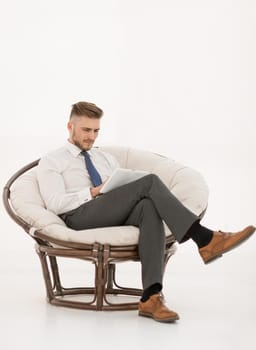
[36,248,55,303]
[95,251,107,310]
[106,264,115,291]
[48,256,63,294]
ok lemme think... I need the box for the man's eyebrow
[81,127,100,131]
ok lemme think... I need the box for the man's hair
[69,101,103,120]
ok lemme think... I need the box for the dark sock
[186,220,213,249]
[141,283,162,302]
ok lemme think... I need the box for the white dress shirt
[37,142,120,215]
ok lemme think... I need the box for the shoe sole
[138,311,179,323]
[204,226,255,264]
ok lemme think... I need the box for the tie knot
[81,150,89,157]
[81,150,93,162]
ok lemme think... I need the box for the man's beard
[72,137,93,151]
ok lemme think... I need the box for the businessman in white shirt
[37,101,255,323]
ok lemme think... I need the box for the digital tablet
[100,168,149,194]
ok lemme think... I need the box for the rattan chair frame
[3,160,176,311]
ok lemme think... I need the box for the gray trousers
[61,174,198,289]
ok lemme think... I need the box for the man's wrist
[90,187,99,198]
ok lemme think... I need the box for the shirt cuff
[77,188,92,205]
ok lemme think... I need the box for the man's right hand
[90,178,108,198]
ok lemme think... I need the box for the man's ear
[67,121,73,132]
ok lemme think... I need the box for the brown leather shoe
[199,225,255,264]
[138,293,179,323]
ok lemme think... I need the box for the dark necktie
[81,151,102,187]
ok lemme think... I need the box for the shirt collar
[65,141,93,157]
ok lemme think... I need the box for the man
[37,101,255,323]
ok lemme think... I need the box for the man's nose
[89,131,97,140]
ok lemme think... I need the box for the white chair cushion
[10,146,209,246]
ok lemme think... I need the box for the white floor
[1,239,255,350]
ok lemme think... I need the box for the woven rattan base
[35,239,176,311]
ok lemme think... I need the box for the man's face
[67,116,100,151]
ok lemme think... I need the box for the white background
[0,1,255,349]
[1,0,255,251]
